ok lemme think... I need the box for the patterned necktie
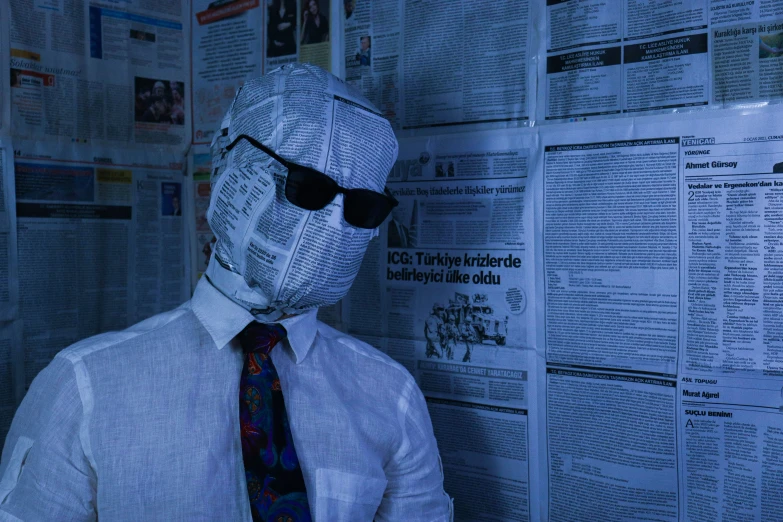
[238,322,312,522]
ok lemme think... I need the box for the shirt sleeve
[0,355,97,521]
[375,379,453,522]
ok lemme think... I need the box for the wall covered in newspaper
[0,0,192,446]
[338,1,783,521]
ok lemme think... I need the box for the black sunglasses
[224,134,398,229]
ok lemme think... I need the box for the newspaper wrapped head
[206,63,398,319]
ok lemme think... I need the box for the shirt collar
[190,277,318,364]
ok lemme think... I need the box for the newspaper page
[0,139,19,322]
[341,129,539,521]
[677,111,783,522]
[8,0,190,149]
[0,320,22,451]
[187,144,214,290]
[191,0,337,146]
[538,108,783,521]
[342,0,540,133]
[191,0,263,145]
[14,140,189,391]
[0,0,10,132]
[540,0,783,122]
[539,121,680,520]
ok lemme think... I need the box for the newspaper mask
[206,63,398,320]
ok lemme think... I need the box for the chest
[88,358,392,521]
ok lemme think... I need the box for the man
[355,36,371,66]
[0,64,452,521]
[153,80,166,98]
[442,315,458,361]
[387,204,410,248]
[425,303,445,358]
[458,319,474,363]
[141,95,169,123]
[171,195,181,216]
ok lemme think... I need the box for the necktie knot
[240,322,288,354]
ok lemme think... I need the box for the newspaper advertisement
[540,0,783,122]
[0,139,19,322]
[538,108,783,521]
[8,0,190,148]
[187,144,215,290]
[341,129,539,521]
[191,0,263,145]
[14,140,189,391]
[342,0,540,133]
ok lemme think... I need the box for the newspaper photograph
[191,0,263,145]
[0,0,9,132]
[296,0,332,71]
[342,0,540,133]
[540,0,783,122]
[341,128,538,521]
[0,139,18,322]
[8,0,190,148]
[13,140,189,390]
[538,107,783,521]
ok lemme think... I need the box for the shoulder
[57,304,195,365]
[315,321,417,392]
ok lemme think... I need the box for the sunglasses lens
[285,168,337,211]
[344,189,395,229]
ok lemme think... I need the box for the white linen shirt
[0,278,453,521]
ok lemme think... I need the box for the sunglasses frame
[224,133,398,228]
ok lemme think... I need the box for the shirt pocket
[0,436,34,504]
[314,468,387,522]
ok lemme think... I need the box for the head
[360,36,370,51]
[171,82,183,102]
[344,0,354,15]
[391,204,405,223]
[153,81,165,97]
[308,0,318,15]
[151,96,166,113]
[206,64,398,319]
